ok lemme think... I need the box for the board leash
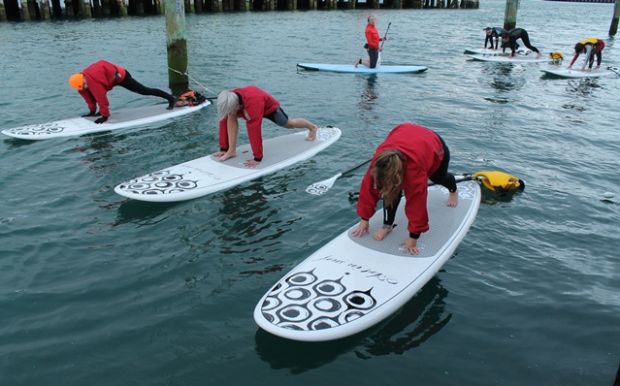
[167,67,218,98]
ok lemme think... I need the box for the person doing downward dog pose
[216,86,318,167]
[356,15,386,69]
[351,123,458,255]
[483,26,505,50]
[568,38,605,70]
[501,28,540,58]
[68,60,177,124]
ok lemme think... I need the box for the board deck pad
[540,67,616,79]
[297,63,428,74]
[467,53,548,63]
[254,180,481,341]
[1,102,210,140]
[114,126,341,202]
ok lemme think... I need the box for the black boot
[167,95,176,110]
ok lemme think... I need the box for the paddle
[377,22,391,66]
[306,165,524,196]
[607,66,620,76]
[305,159,371,196]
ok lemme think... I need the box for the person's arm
[568,52,580,68]
[78,89,97,115]
[352,169,380,237]
[217,117,229,154]
[88,81,111,120]
[217,114,239,161]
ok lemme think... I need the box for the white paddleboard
[541,67,616,79]
[254,179,481,342]
[114,126,341,202]
[463,48,504,55]
[1,102,210,140]
[297,63,428,74]
[467,53,548,63]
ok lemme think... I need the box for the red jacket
[357,123,445,234]
[365,24,380,50]
[78,60,126,118]
[218,85,280,161]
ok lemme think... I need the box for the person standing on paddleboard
[483,26,504,50]
[355,15,385,69]
[351,123,458,255]
[215,86,318,167]
[568,38,605,71]
[501,28,541,58]
[68,60,177,124]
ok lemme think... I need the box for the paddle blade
[305,173,342,196]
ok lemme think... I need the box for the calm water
[1,1,619,385]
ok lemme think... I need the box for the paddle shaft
[342,159,372,176]
[380,22,391,51]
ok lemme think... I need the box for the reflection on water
[254,277,450,371]
[359,74,379,112]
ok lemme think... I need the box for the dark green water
[1,1,619,385]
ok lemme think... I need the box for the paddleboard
[114,126,341,202]
[254,179,481,342]
[297,63,428,74]
[1,102,210,140]
[540,67,616,79]
[467,53,548,63]
[463,48,504,55]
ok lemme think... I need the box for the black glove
[82,111,100,117]
[94,116,108,124]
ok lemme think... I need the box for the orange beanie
[68,73,85,90]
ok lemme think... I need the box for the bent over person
[351,123,458,255]
[501,28,540,58]
[68,60,177,124]
[216,85,318,167]
[568,38,605,70]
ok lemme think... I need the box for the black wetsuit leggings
[515,30,539,53]
[117,71,174,102]
[367,48,379,68]
[382,137,457,226]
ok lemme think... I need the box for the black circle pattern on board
[261,269,378,331]
[116,169,199,195]
[7,122,66,136]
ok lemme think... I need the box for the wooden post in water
[165,0,188,95]
[20,0,30,19]
[610,0,620,36]
[118,0,128,15]
[39,0,51,18]
[0,2,6,21]
[503,0,518,31]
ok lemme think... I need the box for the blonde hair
[216,90,240,119]
[371,150,404,208]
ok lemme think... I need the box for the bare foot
[447,191,458,207]
[306,126,317,141]
[217,151,236,162]
[373,225,394,241]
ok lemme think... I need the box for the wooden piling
[610,0,620,36]
[20,0,30,19]
[39,0,51,18]
[503,0,518,31]
[165,0,189,94]
[0,2,6,20]
[118,0,128,15]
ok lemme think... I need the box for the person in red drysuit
[355,15,386,69]
[351,122,458,254]
[215,85,318,167]
[68,60,176,124]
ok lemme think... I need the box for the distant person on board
[351,122,458,255]
[568,38,605,70]
[501,28,541,58]
[483,26,504,50]
[216,85,318,167]
[355,15,386,69]
[68,60,176,124]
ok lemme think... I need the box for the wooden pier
[0,0,479,21]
